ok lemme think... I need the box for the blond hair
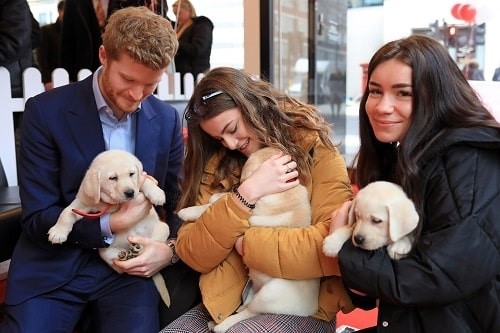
[172,0,197,17]
[102,6,178,70]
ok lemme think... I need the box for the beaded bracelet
[232,185,256,209]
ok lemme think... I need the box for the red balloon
[451,3,463,20]
[460,4,476,22]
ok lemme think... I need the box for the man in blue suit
[1,7,199,333]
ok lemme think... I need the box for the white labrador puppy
[177,147,320,333]
[47,149,171,306]
[323,181,419,260]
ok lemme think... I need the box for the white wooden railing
[0,67,200,186]
[1,67,499,187]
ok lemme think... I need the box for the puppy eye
[129,172,136,177]
[371,217,383,224]
[109,176,118,181]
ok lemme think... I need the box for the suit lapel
[135,99,161,173]
[65,76,106,165]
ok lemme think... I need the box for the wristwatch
[166,239,179,264]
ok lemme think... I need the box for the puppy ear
[135,156,144,174]
[387,198,419,241]
[347,199,357,226]
[134,157,145,188]
[80,170,101,205]
[135,162,143,183]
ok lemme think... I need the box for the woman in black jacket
[60,0,102,82]
[172,0,213,83]
[334,34,500,332]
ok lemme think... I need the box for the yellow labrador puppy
[323,181,419,260]
[177,147,320,333]
[47,149,171,306]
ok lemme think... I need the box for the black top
[174,16,214,79]
[339,127,500,332]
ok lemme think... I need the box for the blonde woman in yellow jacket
[161,66,354,333]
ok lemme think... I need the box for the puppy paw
[387,239,412,260]
[212,323,230,333]
[207,321,216,331]
[118,243,144,260]
[323,226,353,257]
[143,186,166,206]
[176,208,188,221]
[47,225,71,244]
[177,204,210,221]
[322,234,343,257]
[177,207,197,221]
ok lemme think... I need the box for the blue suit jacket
[6,75,184,305]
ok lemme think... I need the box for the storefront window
[271,0,351,159]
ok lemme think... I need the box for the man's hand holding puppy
[110,192,152,234]
[113,235,174,277]
[109,171,176,277]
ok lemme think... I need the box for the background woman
[172,0,213,82]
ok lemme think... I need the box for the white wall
[186,0,245,69]
[346,6,384,100]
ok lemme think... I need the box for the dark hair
[179,67,336,208]
[355,34,499,213]
[57,0,65,12]
[111,0,168,16]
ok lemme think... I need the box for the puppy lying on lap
[47,149,171,306]
[177,147,320,333]
[323,181,419,260]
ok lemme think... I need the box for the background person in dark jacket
[37,0,65,90]
[108,0,168,17]
[172,0,213,84]
[0,0,40,180]
[60,0,106,82]
[462,59,485,81]
[0,0,35,98]
[331,34,499,332]
[492,65,500,81]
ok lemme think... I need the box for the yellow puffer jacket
[176,131,355,323]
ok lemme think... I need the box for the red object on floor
[336,307,378,330]
[0,279,6,304]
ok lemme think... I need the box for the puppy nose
[124,189,135,199]
[353,235,365,245]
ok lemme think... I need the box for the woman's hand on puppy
[329,200,368,297]
[113,235,171,277]
[329,200,352,234]
[237,153,299,204]
[235,236,244,256]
